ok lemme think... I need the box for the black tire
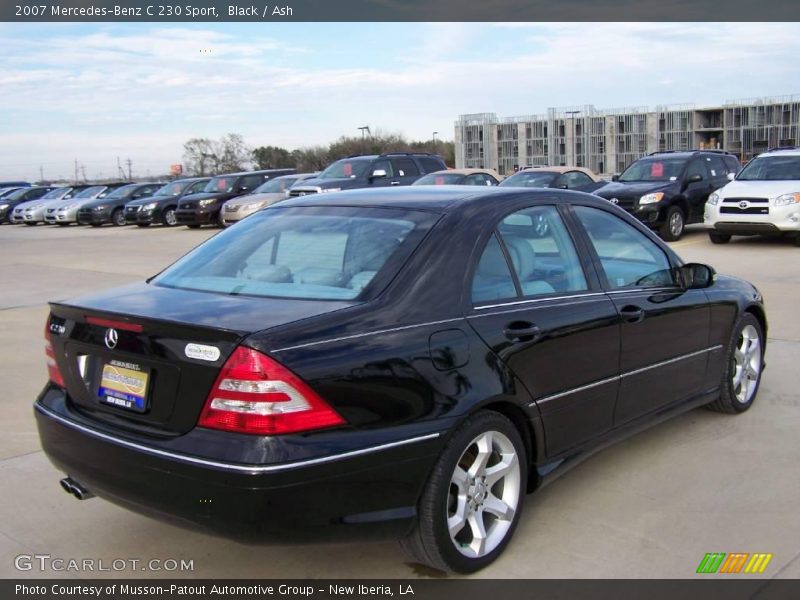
[659,206,685,241]
[186,224,201,229]
[400,411,527,573]
[136,223,150,228]
[707,313,764,414]
[57,222,70,227]
[162,207,177,227]
[24,222,37,226]
[111,208,126,226]
[709,232,731,245]
[90,223,102,227]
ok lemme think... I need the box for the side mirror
[370,169,387,179]
[726,172,736,181]
[675,263,716,289]
[687,173,703,184]
[611,174,620,182]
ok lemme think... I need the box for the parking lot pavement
[0,223,797,579]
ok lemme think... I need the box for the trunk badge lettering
[185,343,221,362]
[104,328,118,349]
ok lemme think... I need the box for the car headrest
[503,235,537,279]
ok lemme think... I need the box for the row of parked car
[3,147,799,243]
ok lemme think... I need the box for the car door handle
[619,305,645,324]
[503,322,542,343]
[390,181,401,186]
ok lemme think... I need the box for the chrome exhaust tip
[59,477,94,500]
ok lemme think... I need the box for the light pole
[358,126,370,153]
[432,131,438,154]
[566,110,580,166]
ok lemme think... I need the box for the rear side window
[418,157,446,173]
[153,207,436,300]
[472,235,517,303]
[392,158,420,177]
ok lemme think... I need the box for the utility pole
[117,156,125,180]
[432,131,438,154]
[126,158,132,181]
[358,126,370,153]
[74,159,79,184]
[39,165,44,184]
[80,164,87,183]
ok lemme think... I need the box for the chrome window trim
[272,317,464,352]
[473,292,606,311]
[34,403,440,475]
[531,345,723,407]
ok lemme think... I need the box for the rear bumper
[35,389,446,544]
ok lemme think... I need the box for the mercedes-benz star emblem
[104,328,118,349]
[610,197,619,204]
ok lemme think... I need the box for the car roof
[515,165,601,181]
[275,184,610,212]
[756,148,800,157]
[428,168,501,177]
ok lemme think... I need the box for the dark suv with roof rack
[175,169,296,228]
[593,150,741,241]
[288,153,447,198]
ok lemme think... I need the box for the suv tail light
[44,323,65,387]
[198,346,345,435]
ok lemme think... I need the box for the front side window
[573,206,675,289]
[392,157,419,177]
[497,206,588,297]
[153,207,434,300]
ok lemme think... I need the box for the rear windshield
[499,171,558,187]
[153,207,437,300]
[737,155,800,180]
[619,158,687,182]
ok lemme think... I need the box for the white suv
[704,148,800,245]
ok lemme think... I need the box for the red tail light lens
[44,323,65,388]
[198,346,345,435]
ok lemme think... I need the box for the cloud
[1,22,799,180]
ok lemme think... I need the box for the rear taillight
[44,323,65,387]
[198,346,345,435]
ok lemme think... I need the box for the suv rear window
[153,207,437,300]
[418,157,446,173]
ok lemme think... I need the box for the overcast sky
[1,22,799,181]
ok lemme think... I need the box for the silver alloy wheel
[669,210,684,238]
[732,324,762,404]
[164,209,177,226]
[113,210,125,226]
[447,430,521,559]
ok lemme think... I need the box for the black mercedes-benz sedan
[36,186,766,573]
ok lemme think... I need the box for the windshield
[6,188,33,200]
[499,171,558,188]
[737,155,800,180]
[154,207,434,300]
[619,158,687,182]
[253,178,293,194]
[154,181,189,196]
[41,188,68,200]
[75,186,105,198]
[319,159,371,179]
[414,173,465,185]
[203,176,238,193]
[105,185,139,199]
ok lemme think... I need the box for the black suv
[594,150,741,240]
[175,169,296,228]
[288,153,447,197]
